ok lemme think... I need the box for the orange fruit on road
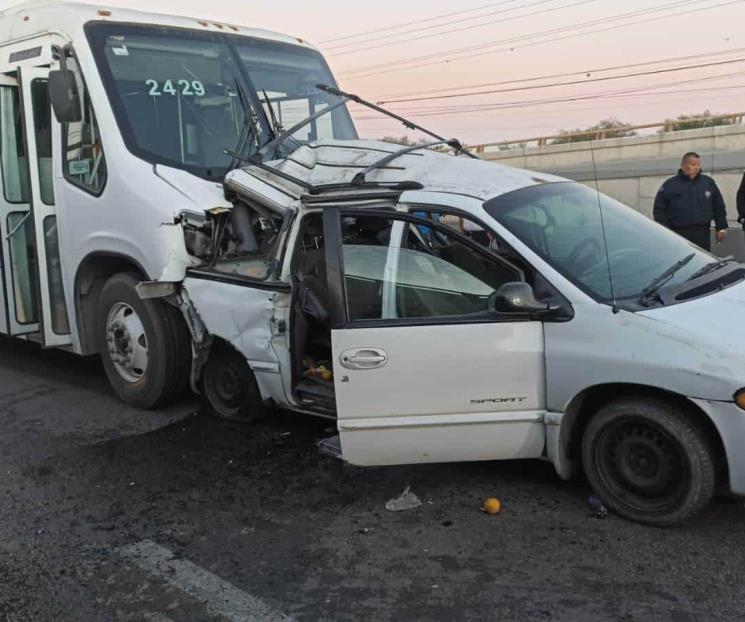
[483,498,502,515]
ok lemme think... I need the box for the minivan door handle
[340,348,388,370]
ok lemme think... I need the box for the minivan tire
[97,272,190,409]
[582,397,715,527]
[201,341,265,422]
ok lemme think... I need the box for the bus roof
[0,1,316,51]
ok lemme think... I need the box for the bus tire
[582,397,716,527]
[201,341,265,422]
[97,272,189,409]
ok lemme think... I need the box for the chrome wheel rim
[106,302,149,383]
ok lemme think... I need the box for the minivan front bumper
[691,398,745,495]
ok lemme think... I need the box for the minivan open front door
[0,74,40,337]
[18,66,71,347]
[324,209,548,467]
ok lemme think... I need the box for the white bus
[4,2,745,526]
[0,1,356,408]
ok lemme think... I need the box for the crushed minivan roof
[225,140,566,205]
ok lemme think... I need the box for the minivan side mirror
[48,69,81,123]
[490,282,553,315]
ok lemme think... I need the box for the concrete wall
[482,124,745,221]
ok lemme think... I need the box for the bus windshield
[86,23,357,181]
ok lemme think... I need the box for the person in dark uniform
[653,152,728,251]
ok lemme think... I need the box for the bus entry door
[19,66,71,347]
[0,74,39,337]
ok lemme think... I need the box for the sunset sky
[3,0,745,144]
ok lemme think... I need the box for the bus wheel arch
[76,259,191,409]
[75,252,150,356]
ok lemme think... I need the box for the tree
[550,118,637,145]
[380,135,431,147]
[498,142,527,151]
[661,110,736,132]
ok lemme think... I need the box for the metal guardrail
[469,112,745,154]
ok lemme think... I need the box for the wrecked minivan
[2,2,745,526]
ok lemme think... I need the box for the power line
[327,0,598,56]
[351,70,745,118]
[352,88,745,127]
[338,0,698,76]
[338,0,739,79]
[319,0,522,44]
[353,86,745,118]
[372,56,745,105]
[380,72,745,116]
[370,47,745,101]
[325,0,540,50]
[370,91,745,145]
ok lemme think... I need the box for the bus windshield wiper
[256,84,478,163]
[687,257,736,281]
[256,97,351,161]
[317,84,477,159]
[260,90,302,157]
[640,253,696,304]
[261,90,282,138]
[225,79,261,172]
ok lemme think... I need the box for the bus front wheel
[97,272,190,409]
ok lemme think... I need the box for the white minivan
[1,2,744,526]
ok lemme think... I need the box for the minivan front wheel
[201,341,265,422]
[582,398,715,526]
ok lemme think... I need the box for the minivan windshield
[86,23,357,180]
[484,182,718,304]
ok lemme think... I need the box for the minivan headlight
[735,389,745,411]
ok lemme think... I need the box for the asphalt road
[1,335,745,621]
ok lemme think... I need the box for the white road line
[118,539,292,622]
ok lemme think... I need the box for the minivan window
[484,182,714,303]
[340,214,520,321]
[86,23,357,181]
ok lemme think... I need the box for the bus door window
[30,77,69,335]
[0,83,38,325]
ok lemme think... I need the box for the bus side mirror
[48,69,82,123]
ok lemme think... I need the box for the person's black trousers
[671,225,712,251]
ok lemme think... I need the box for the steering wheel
[567,237,602,273]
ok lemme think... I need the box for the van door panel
[332,323,546,466]
[327,209,547,467]
[333,323,544,418]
